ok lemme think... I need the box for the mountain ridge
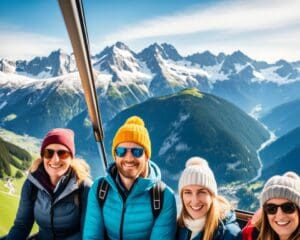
[1,41,300,145]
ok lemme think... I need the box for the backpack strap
[150,181,165,220]
[97,178,109,208]
[96,178,165,220]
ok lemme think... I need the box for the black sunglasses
[115,147,144,158]
[264,202,298,215]
[42,149,71,160]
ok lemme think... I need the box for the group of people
[6,116,300,240]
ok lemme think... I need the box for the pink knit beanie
[40,128,75,157]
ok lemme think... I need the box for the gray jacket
[6,169,91,240]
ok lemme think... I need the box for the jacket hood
[222,210,237,225]
[27,169,80,204]
[215,210,239,237]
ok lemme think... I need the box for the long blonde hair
[256,208,300,240]
[29,157,91,184]
[178,190,232,240]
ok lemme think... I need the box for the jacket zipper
[50,197,56,240]
[119,201,126,240]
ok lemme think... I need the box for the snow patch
[252,66,296,85]
[226,160,241,170]
[159,132,179,156]
[202,63,228,83]
[175,143,190,152]
[249,104,263,119]
[0,101,7,110]
[159,113,190,156]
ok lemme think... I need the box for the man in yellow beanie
[84,116,177,240]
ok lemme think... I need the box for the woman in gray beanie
[242,171,300,240]
[176,157,241,240]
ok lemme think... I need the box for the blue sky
[0,0,299,62]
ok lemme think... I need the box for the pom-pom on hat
[112,116,151,159]
[41,128,75,158]
[178,157,217,196]
[260,171,300,208]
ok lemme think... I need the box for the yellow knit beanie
[112,116,151,159]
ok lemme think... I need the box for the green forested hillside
[0,136,32,178]
[0,131,38,237]
[104,88,270,189]
[0,137,12,177]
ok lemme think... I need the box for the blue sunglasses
[115,147,144,158]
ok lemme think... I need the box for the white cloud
[99,0,300,61]
[104,0,299,40]
[0,26,71,60]
[1,0,299,61]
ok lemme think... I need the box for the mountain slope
[0,72,86,137]
[260,126,300,168]
[262,145,300,179]
[260,98,300,137]
[103,88,269,189]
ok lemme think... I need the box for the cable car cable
[58,0,108,170]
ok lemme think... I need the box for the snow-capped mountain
[0,49,76,78]
[1,41,300,138]
[0,71,85,137]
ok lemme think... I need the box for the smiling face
[42,143,72,186]
[114,142,149,189]
[266,198,299,240]
[182,184,213,219]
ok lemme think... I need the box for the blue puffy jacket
[176,211,242,240]
[83,161,177,240]
[6,168,91,240]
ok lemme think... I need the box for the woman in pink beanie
[6,128,92,240]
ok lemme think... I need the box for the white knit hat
[260,171,300,208]
[178,157,217,195]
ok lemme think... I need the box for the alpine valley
[1,42,300,210]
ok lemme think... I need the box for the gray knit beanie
[178,157,217,196]
[260,171,300,208]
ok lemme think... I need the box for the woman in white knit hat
[242,171,300,240]
[176,157,241,240]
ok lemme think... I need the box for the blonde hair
[178,189,232,240]
[29,157,91,184]
[256,209,300,240]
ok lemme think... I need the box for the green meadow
[0,178,38,237]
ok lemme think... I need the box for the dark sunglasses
[115,147,144,158]
[42,149,71,160]
[264,202,298,215]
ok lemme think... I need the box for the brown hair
[256,208,300,240]
[178,189,232,240]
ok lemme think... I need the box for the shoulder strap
[150,181,165,220]
[97,178,109,208]
[96,178,165,220]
